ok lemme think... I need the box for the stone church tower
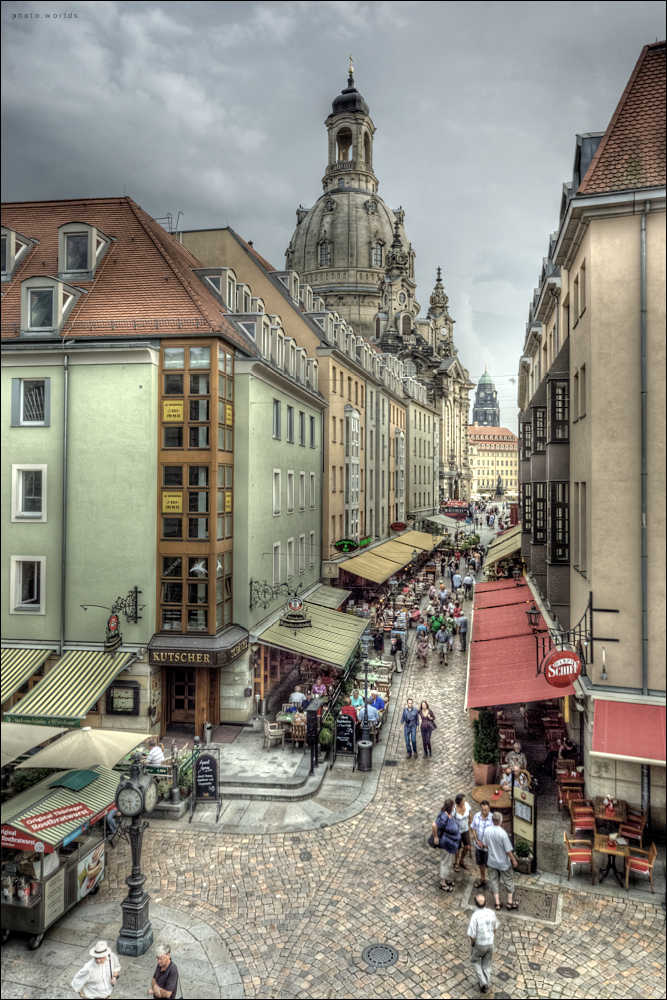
[472,367,500,426]
[287,63,473,500]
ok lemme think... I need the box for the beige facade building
[468,425,518,497]
[517,42,666,827]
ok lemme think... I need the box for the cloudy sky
[2,1,664,426]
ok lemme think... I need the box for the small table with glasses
[593,832,630,885]
[594,797,627,825]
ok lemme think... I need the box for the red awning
[591,700,666,766]
[465,581,575,709]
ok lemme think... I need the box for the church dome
[478,367,493,384]
[332,74,370,116]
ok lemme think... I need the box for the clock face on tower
[116,784,143,817]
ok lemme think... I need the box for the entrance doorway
[170,667,196,723]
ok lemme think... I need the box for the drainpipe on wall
[60,354,69,655]
[640,201,650,819]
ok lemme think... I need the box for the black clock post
[116,753,154,957]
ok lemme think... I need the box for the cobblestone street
[4,558,665,999]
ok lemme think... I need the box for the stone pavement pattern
[3,522,666,998]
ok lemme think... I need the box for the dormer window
[207,275,222,294]
[20,275,84,336]
[58,222,112,280]
[1,226,37,281]
[227,278,236,310]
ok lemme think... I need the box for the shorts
[459,830,470,847]
[487,865,515,896]
[475,847,488,866]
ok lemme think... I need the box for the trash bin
[203,721,213,744]
[259,698,268,716]
[357,740,373,772]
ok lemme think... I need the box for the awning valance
[1,648,54,704]
[258,603,369,670]
[483,525,522,567]
[591,700,666,766]
[4,650,133,727]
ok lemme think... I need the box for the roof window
[58,221,112,280]
[20,275,86,336]
[1,226,38,282]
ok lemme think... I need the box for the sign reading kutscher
[543,649,582,688]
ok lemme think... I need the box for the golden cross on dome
[349,54,354,76]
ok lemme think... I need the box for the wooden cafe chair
[624,843,657,893]
[569,800,595,836]
[618,806,648,848]
[563,830,595,884]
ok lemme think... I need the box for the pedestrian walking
[457,611,469,651]
[71,940,121,999]
[416,618,429,642]
[470,800,494,888]
[431,799,461,891]
[400,698,419,758]
[463,573,474,600]
[435,624,449,663]
[453,793,472,871]
[467,894,500,994]
[483,812,519,910]
[452,571,462,597]
[428,583,437,602]
[373,629,385,654]
[417,635,430,668]
[419,701,437,757]
[440,557,447,576]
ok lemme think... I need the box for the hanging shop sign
[24,802,93,834]
[333,539,359,553]
[358,535,372,548]
[542,649,582,688]
[104,613,122,653]
[149,637,248,667]
[390,522,407,532]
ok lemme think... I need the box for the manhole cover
[299,851,312,861]
[385,760,398,767]
[466,885,559,923]
[497,972,510,981]
[557,967,580,979]
[529,962,541,970]
[362,944,399,969]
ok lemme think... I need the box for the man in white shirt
[289,686,306,705]
[145,740,165,765]
[467,894,500,993]
[71,940,120,998]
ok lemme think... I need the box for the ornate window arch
[371,241,384,268]
[318,239,332,268]
[401,314,412,337]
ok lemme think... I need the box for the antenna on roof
[155,213,181,235]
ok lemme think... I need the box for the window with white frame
[299,411,306,446]
[272,399,281,439]
[272,543,281,585]
[11,378,50,427]
[309,530,316,567]
[273,470,281,514]
[287,538,294,579]
[310,473,316,508]
[58,222,111,277]
[11,556,46,614]
[12,465,47,521]
[298,534,305,575]
[299,472,306,511]
[309,415,316,448]
[287,471,294,512]
[1,227,35,279]
[286,406,294,443]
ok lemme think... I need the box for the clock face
[116,784,143,817]
[143,779,158,813]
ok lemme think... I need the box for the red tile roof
[1,197,249,350]
[579,41,666,195]
[468,426,517,440]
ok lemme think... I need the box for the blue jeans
[404,725,417,754]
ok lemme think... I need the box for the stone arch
[337,127,353,161]
[363,130,372,164]
[402,314,412,337]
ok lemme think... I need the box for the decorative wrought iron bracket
[534,591,618,677]
[81,586,145,623]
[249,578,303,612]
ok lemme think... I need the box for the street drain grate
[362,944,399,969]
[466,885,559,923]
[385,760,398,767]
[299,851,312,861]
[557,967,580,979]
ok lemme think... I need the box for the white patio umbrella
[15,726,147,771]
[1,722,67,768]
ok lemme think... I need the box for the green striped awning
[4,650,132,727]
[1,648,54,704]
[1,765,118,848]
[258,603,369,670]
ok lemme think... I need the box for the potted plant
[319,726,333,756]
[514,837,534,874]
[472,709,499,785]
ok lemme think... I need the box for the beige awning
[0,722,67,768]
[305,584,351,609]
[340,550,406,584]
[16,726,146,771]
[484,525,523,567]
[258,603,369,670]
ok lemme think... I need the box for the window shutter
[11,379,21,426]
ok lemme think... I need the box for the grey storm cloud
[2,0,665,427]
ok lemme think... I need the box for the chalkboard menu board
[336,713,356,754]
[194,753,218,801]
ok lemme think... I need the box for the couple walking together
[400,698,436,757]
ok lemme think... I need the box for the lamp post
[115,752,158,957]
[526,603,541,631]
[513,566,522,586]
[359,633,374,747]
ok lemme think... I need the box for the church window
[324,200,335,212]
[363,131,371,164]
[375,316,381,339]
[402,315,411,337]
[319,241,331,267]
[338,179,345,189]
[372,242,383,267]
[336,127,353,162]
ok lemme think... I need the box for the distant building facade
[468,426,518,497]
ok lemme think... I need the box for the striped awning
[4,650,133,727]
[258,603,369,670]
[1,765,118,850]
[340,550,406,584]
[484,525,522,567]
[391,530,446,551]
[1,648,54,704]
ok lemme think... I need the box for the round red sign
[108,614,119,633]
[287,597,303,612]
[390,521,407,532]
[542,649,582,688]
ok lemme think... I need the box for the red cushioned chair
[618,806,647,848]
[624,843,657,892]
[569,800,595,836]
[558,783,584,813]
[563,831,595,884]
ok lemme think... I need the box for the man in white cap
[71,940,120,998]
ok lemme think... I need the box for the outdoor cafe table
[594,797,627,824]
[556,769,585,786]
[471,784,512,813]
[275,713,295,728]
[593,832,630,885]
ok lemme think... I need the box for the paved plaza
[3,530,666,999]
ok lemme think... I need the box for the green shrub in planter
[319,727,333,749]
[514,838,532,859]
[473,709,499,765]
[9,768,58,795]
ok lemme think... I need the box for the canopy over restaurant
[591,700,666,767]
[1,648,54,706]
[482,524,522,571]
[465,580,577,710]
[339,530,445,586]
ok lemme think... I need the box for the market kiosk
[1,764,116,949]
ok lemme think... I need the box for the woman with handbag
[419,701,436,757]
[431,798,461,891]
